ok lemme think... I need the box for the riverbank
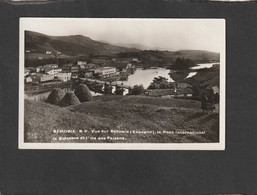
[186,64,219,88]
[24,95,219,143]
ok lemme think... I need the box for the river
[117,68,174,88]
[190,63,216,70]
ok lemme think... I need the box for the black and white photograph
[19,18,225,150]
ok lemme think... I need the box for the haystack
[58,92,81,107]
[74,84,93,102]
[47,88,65,105]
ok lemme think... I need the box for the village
[24,49,220,103]
[24,52,140,94]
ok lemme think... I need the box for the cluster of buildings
[24,55,139,85]
[25,64,72,84]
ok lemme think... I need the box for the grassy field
[24,95,219,143]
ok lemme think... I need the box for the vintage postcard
[19,18,225,150]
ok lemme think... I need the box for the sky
[20,18,225,53]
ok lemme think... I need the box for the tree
[169,70,189,83]
[148,76,169,89]
[115,86,125,95]
[152,76,168,84]
[129,85,145,95]
[169,58,194,82]
[173,57,195,70]
[104,83,113,95]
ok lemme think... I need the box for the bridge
[79,78,131,89]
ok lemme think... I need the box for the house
[78,65,85,70]
[125,63,135,71]
[71,74,79,79]
[29,74,51,83]
[77,61,87,66]
[85,63,98,69]
[62,64,73,72]
[29,74,54,83]
[43,64,58,69]
[71,65,80,73]
[35,67,41,73]
[94,67,117,78]
[61,64,79,73]
[212,86,219,94]
[61,64,80,78]
[71,66,80,78]
[42,64,58,72]
[131,58,139,62]
[24,68,30,76]
[25,76,32,83]
[77,61,88,69]
[45,68,62,76]
[38,66,43,72]
[40,74,55,82]
[84,71,93,78]
[56,72,71,82]
[26,67,36,73]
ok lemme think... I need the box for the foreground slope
[24,96,219,143]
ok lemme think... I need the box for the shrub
[47,88,65,105]
[58,92,81,107]
[148,76,171,89]
[74,84,93,102]
[129,85,145,95]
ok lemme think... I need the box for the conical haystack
[47,88,65,105]
[58,92,80,107]
[74,84,93,102]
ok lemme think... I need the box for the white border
[19,18,226,150]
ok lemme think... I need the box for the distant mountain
[113,42,153,50]
[25,31,139,57]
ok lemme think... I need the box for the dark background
[0,0,257,194]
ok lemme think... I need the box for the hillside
[173,50,219,62]
[25,31,139,57]
[25,31,220,64]
[117,50,219,66]
[186,64,220,88]
[24,96,219,143]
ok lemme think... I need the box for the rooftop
[96,66,116,70]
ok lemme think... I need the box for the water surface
[117,68,174,88]
[191,63,216,70]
